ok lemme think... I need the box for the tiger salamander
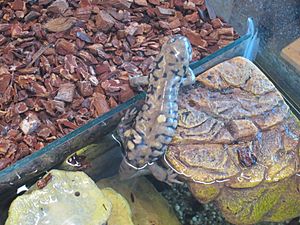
[118,35,195,184]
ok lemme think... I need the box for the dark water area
[0,136,299,225]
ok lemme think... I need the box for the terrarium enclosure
[0,0,299,224]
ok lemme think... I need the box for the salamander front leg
[148,163,183,186]
[117,107,138,144]
[182,67,196,86]
[129,75,149,91]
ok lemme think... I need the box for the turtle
[163,56,300,224]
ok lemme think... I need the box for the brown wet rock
[227,119,258,141]
[165,57,300,224]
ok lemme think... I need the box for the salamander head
[162,35,193,62]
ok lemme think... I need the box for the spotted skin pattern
[118,35,195,184]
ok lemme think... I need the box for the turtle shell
[165,57,300,187]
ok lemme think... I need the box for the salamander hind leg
[148,163,183,186]
[119,158,150,180]
[182,67,196,86]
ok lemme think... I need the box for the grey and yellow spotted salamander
[118,35,195,184]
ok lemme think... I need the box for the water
[1,130,298,225]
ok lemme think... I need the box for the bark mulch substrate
[0,0,238,172]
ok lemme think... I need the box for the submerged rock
[102,187,134,225]
[97,176,181,225]
[5,170,112,225]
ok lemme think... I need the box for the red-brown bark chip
[0,0,238,170]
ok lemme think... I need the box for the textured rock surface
[165,57,300,224]
[102,187,134,225]
[216,176,300,224]
[5,170,112,225]
[97,176,181,225]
